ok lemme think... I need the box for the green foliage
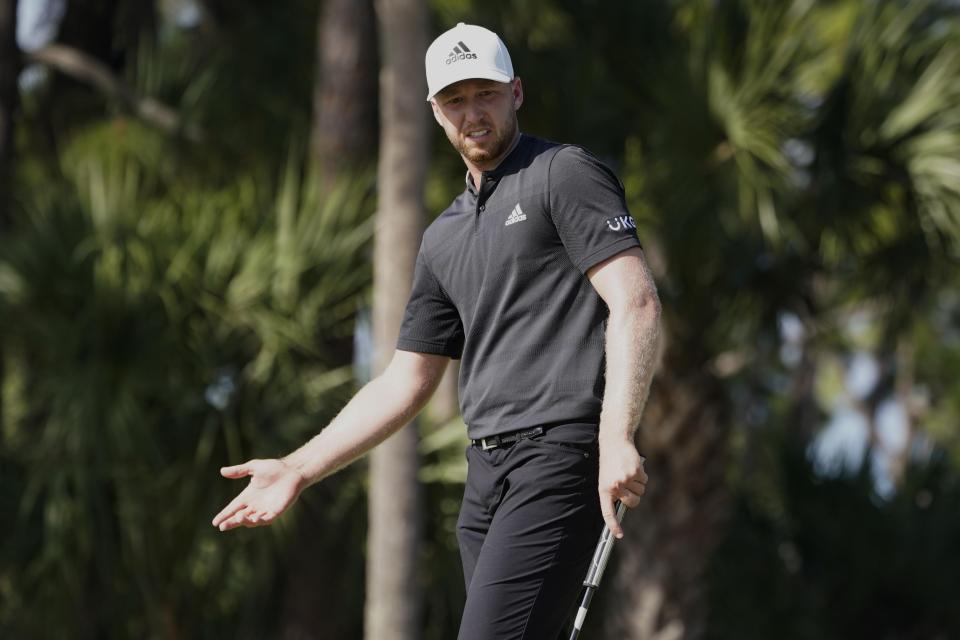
[165,0,320,164]
[708,442,960,640]
[0,119,374,637]
[419,416,471,639]
[802,1,960,306]
[4,0,960,637]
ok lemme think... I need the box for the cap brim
[426,67,513,100]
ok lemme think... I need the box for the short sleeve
[396,248,465,359]
[547,145,641,273]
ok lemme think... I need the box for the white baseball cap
[425,23,514,100]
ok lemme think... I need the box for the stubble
[450,114,518,167]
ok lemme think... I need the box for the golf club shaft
[568,501,627,639]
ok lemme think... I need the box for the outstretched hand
[598,441,647,539]
[212,459,306,531]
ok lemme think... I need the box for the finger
[258,511,277,524]
[616,487,643,508]
[239,508,271,528]
[212,494,247,527]
[251,509,276,522]
[624,479,647,495]
[216,510,246,531]
[252,510,279,527]
[600,492,624,539]
[221,462,253,479]
[218,507,255,531]
[217,515,241,531]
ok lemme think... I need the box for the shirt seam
[576,235,641,273]
[544,143,575,224]
[396,337,460,356]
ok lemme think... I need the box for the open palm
[212,459,305,531]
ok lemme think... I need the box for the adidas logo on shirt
[445,41,478,64]
[505,204,527,226]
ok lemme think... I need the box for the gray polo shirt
[397,134,641,439]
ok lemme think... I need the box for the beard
[450,114,518,166]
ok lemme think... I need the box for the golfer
[213,23,661,639]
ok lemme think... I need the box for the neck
[466,130,522,188]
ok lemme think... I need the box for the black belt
[471,426,544,451]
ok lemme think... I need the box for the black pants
[456,423,603,640]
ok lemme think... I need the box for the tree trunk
[0,0,17,231]
[0,0,19,440]
[280,479,365,640]
[364,0,428,638]
[600,358,731,640]
[311,0,378,187]
[276,4,380,638]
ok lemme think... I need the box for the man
[213,22,660,639]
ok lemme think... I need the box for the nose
[464,98,485,125]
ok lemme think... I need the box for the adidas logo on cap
[445,41,478,65]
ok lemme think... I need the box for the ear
[511,77,524,111]
[430,99,444,126]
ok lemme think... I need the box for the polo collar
[465,133,528,195]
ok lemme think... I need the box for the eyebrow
[438,81,502,100]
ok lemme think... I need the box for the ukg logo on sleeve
[605,215,637,232]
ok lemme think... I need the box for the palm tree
[600,1,960,637]
[0,122,376,636]
[311,0,378,187]
[364,0,429,639]
[0,0,18,444]
[277,5,380,636]
[0,0,16,231]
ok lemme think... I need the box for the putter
[568,501,627,640]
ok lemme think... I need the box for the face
[431,78,523,170]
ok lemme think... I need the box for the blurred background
[2,0,959,638]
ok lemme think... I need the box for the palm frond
[0,119,375,635]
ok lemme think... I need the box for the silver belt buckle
[481,436,500,451]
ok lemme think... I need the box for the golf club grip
[583,501,626,587]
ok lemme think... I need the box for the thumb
[221,462,253,479]
[600,492,623,540]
